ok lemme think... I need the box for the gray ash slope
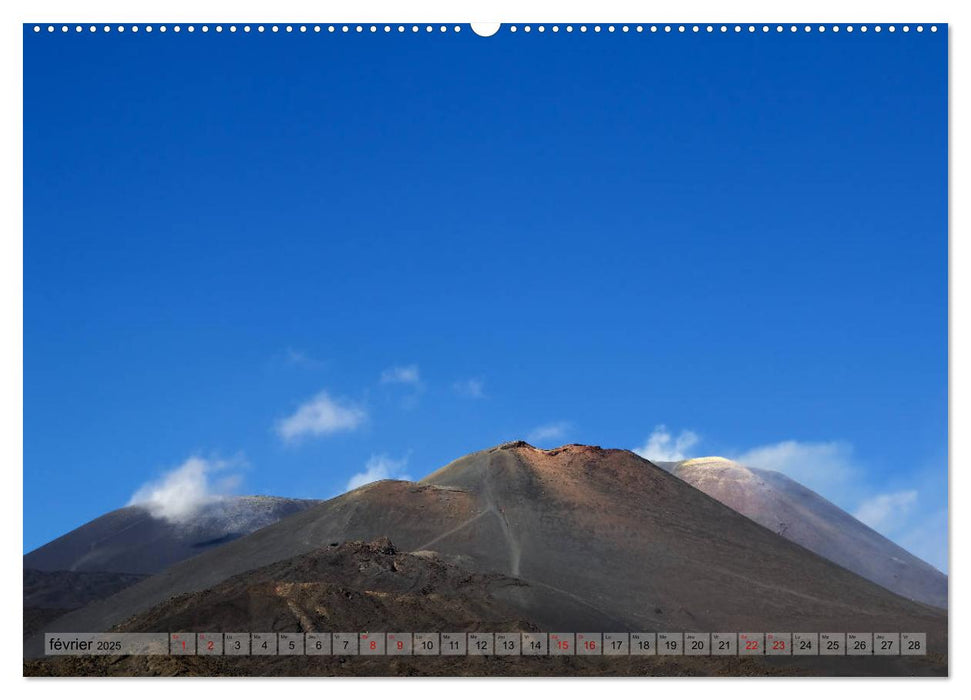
[24,495,321,575]
[26,443,947,662]
[655,457,947,609]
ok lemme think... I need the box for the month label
[44,633,168,656]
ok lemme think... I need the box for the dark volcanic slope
[658,457,947,609]
[23,569,148,639]
[28,539,945,677]
[24,496,320,575]
[115,538,541,634]
[24,569,148,610]
[27,443,947,661]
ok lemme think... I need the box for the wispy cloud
[527,421,571,445]
[346,454,411,492]
[452,378,485,399]
[380,364,421,386]
[284,347,323,368]
[736,441,945,571]
[276,390,366,442]
[853,486,947,572]
[634,425,700,462]
[854,490,918,532]
[734,440,855,495]
[895,507,948,574]
[127,456,242,523]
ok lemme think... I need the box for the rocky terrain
[24,443,948,676]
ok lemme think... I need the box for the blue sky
[24,26,947,570]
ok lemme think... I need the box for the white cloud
[380,365,421,386]
[734,440,946,571]
[527,422,571,445]
[854,490,918,532]
[854,491,948,574]
[895,507,949,574]
[634,425,700,462]
[276,391,366,442]
[453,378,485,399]
[734,440,855,496]
[346,454,411,492]
[127,456,241,523]
[285,348,322,368]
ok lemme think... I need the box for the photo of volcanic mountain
[22,18,947,682]
[24,443,947,676]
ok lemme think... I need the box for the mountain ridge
[24,495,322,575]
[24,442,947,672]
[652,455,946,609]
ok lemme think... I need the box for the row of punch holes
[32,24,940,35]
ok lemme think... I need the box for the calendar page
[21,17,948,679]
